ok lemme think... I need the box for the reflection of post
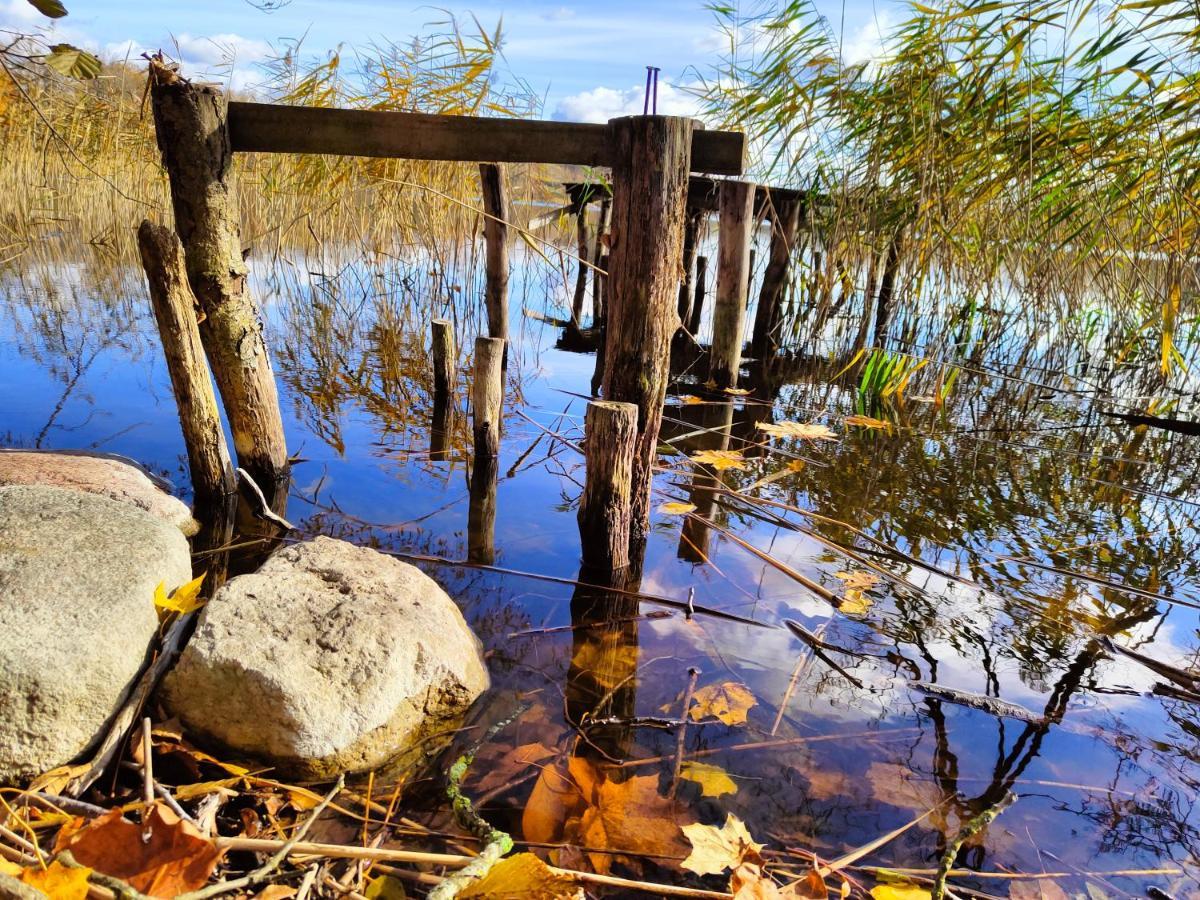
[467,454,498,564]
[471,336,505,459]
[578,400,637,572]
[677,401,733,563]
[479,164,510,344]
[565,551,645,762]
[709,179,756,388]
[430,394,454,463]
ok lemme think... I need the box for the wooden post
[578,400,638,571]
[571,202,590,330]
[591,198,611,324]
[677,212,701,324]
[479,163,510,343]
[709,179,756,389]
[751,196,801,360]
[601,115,694,542]
[471,336,505,459]
[872,227,904,347]
[149,71,289,506]
[688,255,708,335]
[431,319,456,399]
[136,220,236,554]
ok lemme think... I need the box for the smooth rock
[163,536,489,777]
[0,485,192,782]
[0,450,198,536]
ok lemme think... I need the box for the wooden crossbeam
[228,102,746,175]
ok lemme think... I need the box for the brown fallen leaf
[0,858,92,900]
[472,742,559,796]
[843,414,892,431]
[732,861,783,899]
[255,886,300,900]
[689,681,758,726]
[1008,880,1070,900]
[681,814,764,876]
[787,867,829,899]
[459,852,583,899]
[865,762,943,813]
[756,422,838,442]
[56,801,224,897]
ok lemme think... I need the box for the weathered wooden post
[578,400,638,571]
[149,67,289,505]
[688,255,708,336]
[471,336,505,459]
[137,220,237,556]
[479,163,510,343]
[591,197,611,323]
[751,195,802,360]
[677,211,702,324]
[431,318,456,400]
[709,179,756,389]
[601,115,694,543]
[571,196,591,330]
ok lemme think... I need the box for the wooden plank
[227,102,745,175]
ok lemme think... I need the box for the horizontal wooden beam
[227,102,745,176]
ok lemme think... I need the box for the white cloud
[0,0,41,29]
[841,10,897,70]
[553,80,703,124]
[540,6,576,22]
[102,32,273,92]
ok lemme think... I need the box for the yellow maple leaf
[757,422,838,442]
[838,591,873,616]
[843,414,893,431]
[691,449,746,471]
[724,387,751,396]
[680,761,738,797]
[870,884,931,900]
[834,571,879,616]
[659,501,697,515]
[677,395,705,405]
[681,814,764,876]
[689,681,757,725]
[0,859,92,900]
[153,573,207,616]
[459,853,582,899]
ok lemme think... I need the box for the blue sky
[0,0,899,121]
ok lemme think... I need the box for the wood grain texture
[709,179,756,389]
[478,163,510,342]
[431,319,456,399]
[578,400,638,571]
[751,195,801,360]
[471,336,505,460]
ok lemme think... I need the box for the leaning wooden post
[688,255,708,335]
[137,220,236,556]
[479,163,510,343]
[601,115,694,542]
[751,195,801,360]
[471,336,505,459]
[578,400,638,571]
[148,66,289,506]
[431,319,456,400]
[709,179,756,389]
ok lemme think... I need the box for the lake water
[2,242,1198,897]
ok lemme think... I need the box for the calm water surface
[2,245,1198,897]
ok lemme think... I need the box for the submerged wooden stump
[149,71,289,506]
[578,400,638,571]
[601,115,694,543]
[471,336,505,459]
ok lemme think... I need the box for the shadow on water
[2,240,1200,895]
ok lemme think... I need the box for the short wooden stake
[471,336,505,459]
[688,255,708,336]
[601,115,694,541]
[431,319,456,399]
[149,71,289,505]
[578,400,638,571]
[709,179,756,389]
[751,195,801,360]
[478,163,510,343]
[136,220,236,552]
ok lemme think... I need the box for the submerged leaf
[679,761,738,797]
[689,681,757,725]
[459,853,582,899]
[681,814,764,876]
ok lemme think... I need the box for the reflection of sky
[2,248,1199,887]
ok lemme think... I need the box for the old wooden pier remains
[140,65,827,584]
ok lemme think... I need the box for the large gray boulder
[0,485,192,782]
[0,450,198,536]
[163,536,489,777]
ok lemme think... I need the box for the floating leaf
[26,0,68,17]
[691,449,746,471]
[154,573,207,616]
[45,44,102,79]
[56,802,224,896]
[870,885,932,900]
[690,681,757,726]
[459,852,583,899]
[680,761,738,797]
[843,414,893,431]
[757,422,838,442]
[834,571,880,616]
[677,395,705,405]
[724,387,751,396]
[681,814,764,876]
[659,501,697,515]
[865,762,942,812]
[0,859,91,900]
